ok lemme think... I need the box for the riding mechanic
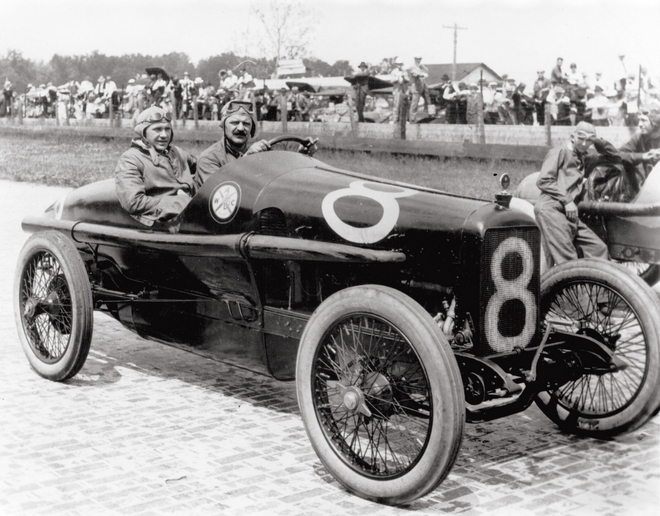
[534,121,623,265]
[115,106,197,226]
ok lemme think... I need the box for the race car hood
[182,150,533,238]
[36,150,536,279]
[180,151,536,285]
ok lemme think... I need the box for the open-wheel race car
[14,136,660,505]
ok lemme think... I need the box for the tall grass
[0,132,538,198]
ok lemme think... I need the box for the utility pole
[443,23,467,81]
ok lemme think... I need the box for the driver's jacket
[619,131,660,176]
[536,138,622,206]
[195,138,242,188]
[115,139,197,226]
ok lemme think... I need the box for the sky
[2,0,659,86]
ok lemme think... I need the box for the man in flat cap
[534,121,623,265]
[353,61,370,122]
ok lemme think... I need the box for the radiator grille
[480,227,540,353]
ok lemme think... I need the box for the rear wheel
[536,259,660,436]
[296,285,464,505]
[14,231,93,381]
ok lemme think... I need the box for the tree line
[0,49,353,92]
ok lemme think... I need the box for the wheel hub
[43,291,64,316]
[24,297,39,318]
[337,384,372,418]
[24,291,63,320]
[343,390,360,410]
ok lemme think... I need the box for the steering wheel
[266,135,318,149]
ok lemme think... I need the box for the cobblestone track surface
[1,181,658,516]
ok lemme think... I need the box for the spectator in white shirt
[222,70,238,90]
[586,85,609,126]
[237,69,253,90]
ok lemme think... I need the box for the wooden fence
[0,98,637,162]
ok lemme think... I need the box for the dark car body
[28,151,539,380]
[19,145,660,504]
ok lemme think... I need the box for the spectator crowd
[360,55,659,127]
[1,55,658,128]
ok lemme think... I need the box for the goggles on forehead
[574,131,594,141]
[143,111,173,124]
[224,100,254,115]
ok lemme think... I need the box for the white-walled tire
[14,231,93,381]
[537,259,660,436]
[296,285,465,505]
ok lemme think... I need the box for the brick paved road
[1,180,658,516]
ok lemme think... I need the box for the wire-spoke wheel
[615,260,660,287]
[14,231,93,381]
[296,285,464,505]
[537,259,660,436]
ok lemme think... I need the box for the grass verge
[0,131,538,198]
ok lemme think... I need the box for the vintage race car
[14,136,660,505]
[514,162,660,286]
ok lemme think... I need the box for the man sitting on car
[195,100,316,187]
[534,121,622,265]
[115,106,197,227]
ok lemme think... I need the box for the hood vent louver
[258,208,288,237]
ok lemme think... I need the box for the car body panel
[30,149,540,379]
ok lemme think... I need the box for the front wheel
[14,231,93,381]
[536,259,660,436]
[296,285,465,505]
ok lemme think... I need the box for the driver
[534,121,622,265]
[619,110,660,178]
[115,106,197,226]
[195,100,317,187]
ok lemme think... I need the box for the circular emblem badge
[210,182,241,223]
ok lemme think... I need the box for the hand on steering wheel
[245,139,271,155]
[299,137,318,156]
[266,135,319,157]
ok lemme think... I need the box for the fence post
[394,94,408,139]
[193,95,199,129]
[346,92,357,136]
[280,93,288,133]
[63,99,70,126]
[250,91,257,117]
[477,93,486,144]
[170,90,177,126]
[545,102,552,146]
[17,98,23,125]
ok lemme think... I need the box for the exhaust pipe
[579,200,660,217]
